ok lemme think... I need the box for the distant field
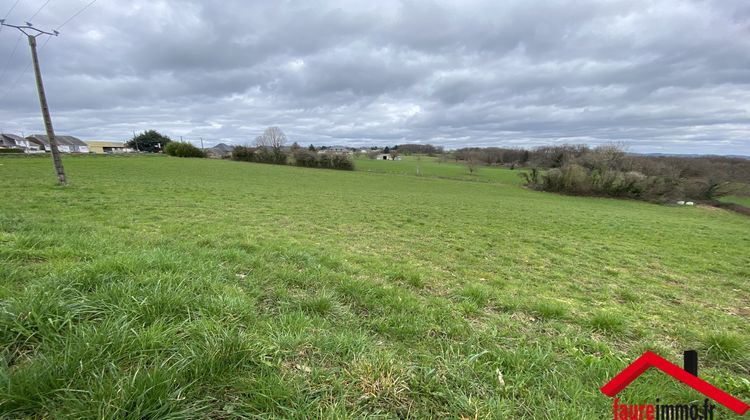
[354,155,523,184]
[721,195,750,208]
[1,155,748,418]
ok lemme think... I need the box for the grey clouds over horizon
[1,0,750,154]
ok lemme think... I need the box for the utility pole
[1,20,66,185]
[200,137,204,150]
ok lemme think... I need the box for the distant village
[0,133,404,160]
[0,133,132,155]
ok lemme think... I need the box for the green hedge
[164,142,205,158]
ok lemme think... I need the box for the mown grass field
[1,155,748,418]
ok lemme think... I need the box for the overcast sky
[1,0,750,154]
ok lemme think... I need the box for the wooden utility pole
[1,20,66,185]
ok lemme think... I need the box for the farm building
[206,143,233,158]
[1,133,44,153]
[374,153,401,160]
[85,141,133,154]
[27,134,90,153]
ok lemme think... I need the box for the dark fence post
[684,350,698,377]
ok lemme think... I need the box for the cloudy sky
[1,0,750,154]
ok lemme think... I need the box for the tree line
[431,143,749,205]
[125,128,354,170]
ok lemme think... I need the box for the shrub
[521,144,747,204]
[316,152,354,171]
[330,154,354,170]
[231,146,256,162]
[164,142,205,158]
[293,150,319,168]
[252,147,287,164]
[0,148,24,154]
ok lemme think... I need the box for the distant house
[1,133,43,153]
[0,133,19,148]
[85,140,133,154]
[328,146,352,154]
[26,134,90,153]
[375,153,402,160]
[206,143,233,158]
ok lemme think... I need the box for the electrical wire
[1,0,24,33]
[56,0,97,31]
[27,0,51,21]
[0,0,98,101]
[0,32,23,84]
[3,0,22,20]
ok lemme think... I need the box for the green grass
[354,154,523,184]
[721,195,750,208]
[1,155,749,418]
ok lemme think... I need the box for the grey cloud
[0,0,749,154]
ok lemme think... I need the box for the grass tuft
[588,311,626,333]
[702,332,746,360]
[530,300,568,320]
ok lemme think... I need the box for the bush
[233,145,353,171]
[0,148,24,154]
[231,146,256,162]
[317,152,354,170]
[330,154,354,170]
[290,150,354,170]
[293,150,319,168]
[521,144,748,204]
[164,142,205,158]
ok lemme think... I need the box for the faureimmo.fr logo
[601,351,749,419]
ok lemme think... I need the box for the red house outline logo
[601,351,749,415]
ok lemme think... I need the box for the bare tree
[255,126,287,149]
[466,151,482,174]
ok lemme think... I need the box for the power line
[0,32,23,84]
[0,0,98,100]
[1,0,23,32]
[3,0,22,20]
[57,0,97,31]
[28,0,51,21]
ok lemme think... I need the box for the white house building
[26,134,90,153]
[0,133,44,153]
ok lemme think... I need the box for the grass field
[1,155,748,418]
[354,155,523,185]
[721,195,750,208]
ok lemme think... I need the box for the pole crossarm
[0,20,59,37]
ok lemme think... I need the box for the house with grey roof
[206,143,233,158]
[26,134,90,153]
[1,133,44,153]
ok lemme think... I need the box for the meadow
[354,155,523,184]
[1,155,748,418]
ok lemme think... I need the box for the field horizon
[1,155,748,418]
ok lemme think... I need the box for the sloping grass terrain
[354,155,523,184]
[1,155,748,418]
[721,195,750,208]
